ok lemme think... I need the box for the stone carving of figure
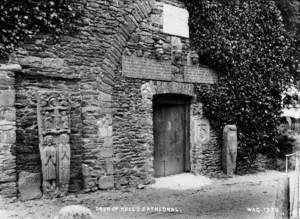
[61,111,69,130]
[190,51,199,65]
[49,97,59,108]
[49,97,61,130]
[196,119,210,144]
[53,109,61,130]
[43,111,53,132]
[43,136,57,181]
[57,134,70,195]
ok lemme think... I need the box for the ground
[0,170,287,219]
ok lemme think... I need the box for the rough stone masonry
[0,0,225,200]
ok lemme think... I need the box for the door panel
[154,103,187,177]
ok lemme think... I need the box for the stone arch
[100,0,155,79]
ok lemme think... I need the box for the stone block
[0,64,21,71]
[0,172,15,183]
[0,182,17,198]
[105,158,114,174]
[41,58,64,69]
[0,72,14,86]
[103,137,113,148]
[19,56,42,68]
[18,171,42,201]
[222,125,237,175]
[98,176,114,190]
[0,129,16,144]
[101,147,113,158]
[55,205,94,219]
[0,90,15,107]
[97,115,112,138]
[0,107,16,121]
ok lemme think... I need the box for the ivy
[0,0,79,58]
[184,0,298,171]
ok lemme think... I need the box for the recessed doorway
[153,94,191,177]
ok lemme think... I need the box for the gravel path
[0,170,286,219]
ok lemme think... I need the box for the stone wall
[113,78,222,186]
[0,0,223,198]
[10,0,156,194]
[190,104,222,176]
[112,0,222,186]
[0,64,20,198]
[15,71,83,193]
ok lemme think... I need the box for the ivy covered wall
[276,0,300,79]
[184,0,298,172]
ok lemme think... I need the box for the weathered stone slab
[122,56,172,81]
[98,176,114,190]
[123,56,218,84]
[18,171,42,201]
[36,92,71,198]
[163,3,189,38]
[222,125,238,175]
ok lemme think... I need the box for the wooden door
[153,97,189,177]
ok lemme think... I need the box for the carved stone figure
[171,36,183,64]
[49,96,59,107]
[41,135,57,197]
[37,92,71,198]
[54,108,61,130]
[43,136,57,180]
[60,111,69,130]
[222,125,238,175]
[190,51,199,65]
[57,134,70,195]
[43,111,53,132]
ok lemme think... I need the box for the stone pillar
[222,125,238,175]
[0,64,20,198]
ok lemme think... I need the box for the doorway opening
[153,94,191,177]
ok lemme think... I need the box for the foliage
[0,0,78,58]
[277,123,295,159]
[184,0,298,170]
[282,85,300,107]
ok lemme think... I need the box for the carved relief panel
[37,92,71,198]
[194,118,210,145]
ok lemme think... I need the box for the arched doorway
[153,94,191,177]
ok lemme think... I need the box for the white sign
[163,4,189,38]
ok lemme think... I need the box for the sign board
[163,4,189,38]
